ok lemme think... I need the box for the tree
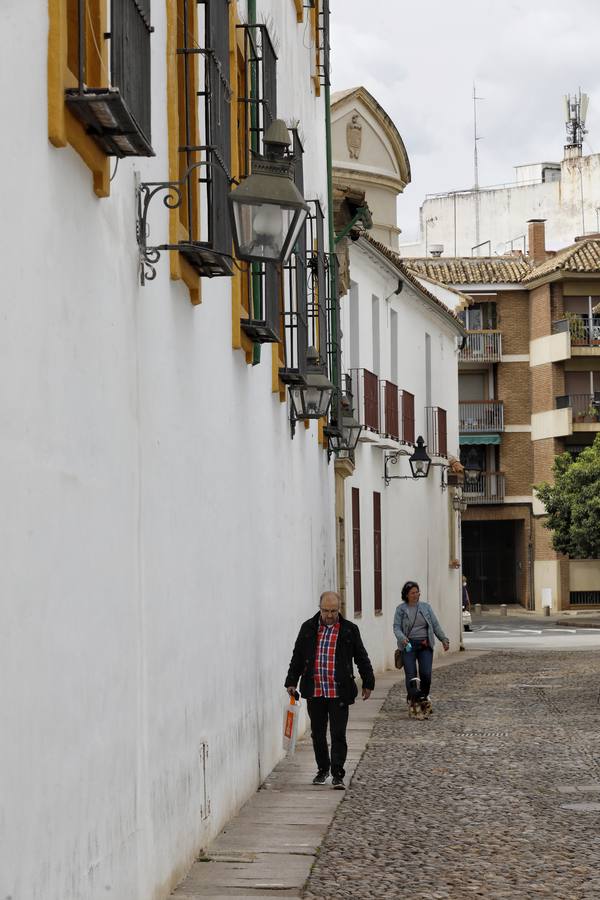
[535,434,600,558]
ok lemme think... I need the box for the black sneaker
[331,776,345,790]
[312,770,330,785]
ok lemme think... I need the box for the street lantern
[289,347,335,426]
[409,435,432,479]
[229,119,309,264]
[463,447,482,483]
[326,394,362,453]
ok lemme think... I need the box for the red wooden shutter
[352,487,362,615]
[373,492,382,613]
[402,390,415,443]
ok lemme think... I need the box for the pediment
[331,87,411,189]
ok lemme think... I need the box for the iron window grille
[65,0,154,157]
[174,0,234,276]
[136,0,235,283]
[316,0,331,89]
[236,23,281,342]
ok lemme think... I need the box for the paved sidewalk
[304,650,600,900]
[170,653,470,899]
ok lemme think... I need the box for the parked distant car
[462,608,472,632]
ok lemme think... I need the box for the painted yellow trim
[47,0,110,196]
[293,0,304,22]
[165,0,203,304]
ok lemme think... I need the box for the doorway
[462,520,518,605]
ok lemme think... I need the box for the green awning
[460,434,501,445]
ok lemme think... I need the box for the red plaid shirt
[313,621,340,697]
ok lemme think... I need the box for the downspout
[248,0,261,364]
[323,0,337,391]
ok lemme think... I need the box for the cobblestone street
[304,651,600,900]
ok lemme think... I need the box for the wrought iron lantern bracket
[383,449,413,486]
[135,161,235,285]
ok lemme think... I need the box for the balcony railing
[464,471,506,505]
[425,406,448,457]
[459,330,502,362]
[556,393,600,422]
[459,400,504,432]
[379,380,400,440]
[350,368,379,432]
[553,316,600,346]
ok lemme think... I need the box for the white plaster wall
[338,245,462,674]
[399,152,600,258]
[0,4,333,900]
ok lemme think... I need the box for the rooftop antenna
[564,89,590,233]
[473,83,484,250]
[564,88,589,156]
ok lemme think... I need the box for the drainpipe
[323,0,338,392]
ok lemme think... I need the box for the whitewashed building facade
[331,88,465,670]
[1,3,337,899]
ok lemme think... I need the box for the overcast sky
[329,0,600,242]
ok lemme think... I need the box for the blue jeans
[403,644,433,700]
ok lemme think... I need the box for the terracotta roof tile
[401,256,532,284]
[523,238,600,282]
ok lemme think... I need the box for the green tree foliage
[535,434,600,558]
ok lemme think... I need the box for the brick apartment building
[402,220,600,611]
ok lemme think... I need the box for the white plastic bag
[282,694,302,754]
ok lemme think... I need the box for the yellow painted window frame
[166,0,202,305]
[47,0,111,197]
[230,10,254,361]
[311,0,321,97]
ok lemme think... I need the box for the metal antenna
[473,83,484,249]
[564,88,589,155]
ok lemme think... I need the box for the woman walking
[393,581,449,719]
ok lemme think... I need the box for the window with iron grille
[168,0,233,279]
[65,0,154,158]
[373,492,382,614]
[352,488,362,616]
[280,187,329,385]
[236,23,281,343]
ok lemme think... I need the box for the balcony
[459,400,504,433]
[425,406,448,458]
[556,393,600,424]
[379,380,400,441]
[350,368,380,440]
[459,330,502,363]
[554,316,600,348]
[464,471,506,505]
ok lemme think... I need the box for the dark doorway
[462,520,518,605]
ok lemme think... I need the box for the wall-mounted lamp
[325,392,362,456]
[289,347,335,437]
[228,119,309,265]
[384,435,432,486]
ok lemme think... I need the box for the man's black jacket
[285,612,375,704]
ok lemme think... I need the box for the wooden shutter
[363,370,379,431]
[402,390,415,443]
[352,488,362,616]
[438,408,447,457]
[111,0,152,143]
[373,492,382,614]
[207,0,232,253]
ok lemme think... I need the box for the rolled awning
[460,434,501,445]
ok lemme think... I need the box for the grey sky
[330,0,600,242]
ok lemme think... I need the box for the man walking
[285,591,375,790]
